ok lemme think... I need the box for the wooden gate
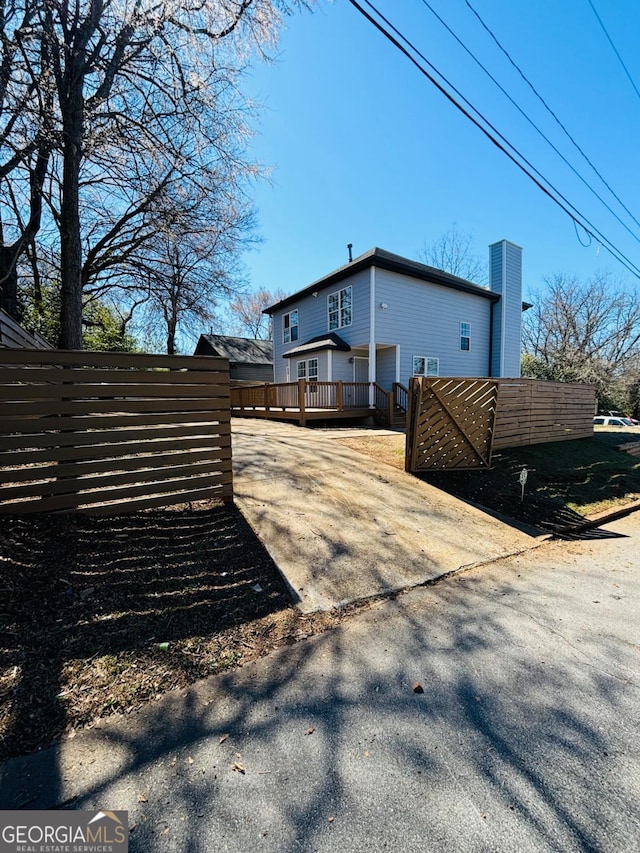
[405,377,499,472]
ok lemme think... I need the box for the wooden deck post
[387,390,393,426]
[336,381,343,412]
[264,382,270,412]
[298,379,306,426]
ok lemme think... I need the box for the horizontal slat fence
[406,376,596,473]
[0,349,232,514]
[493,379,595,448]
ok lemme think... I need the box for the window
[328,285,352,330]
[297,358,318,381]
[460,322,471,351]
[283,309,298,344]
[413,356,439,377]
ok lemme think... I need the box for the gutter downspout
[369,266,376,406]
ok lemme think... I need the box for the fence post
[405,377,420,471]
[298,379,306,426]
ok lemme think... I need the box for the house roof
[263,247,500,315]
[194,334,273,364]
[282,332,351,359]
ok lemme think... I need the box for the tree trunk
[0,246,20,319]
[166,324,176,355]
[58,64,85,349]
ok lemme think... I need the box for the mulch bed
[0,502,354,760]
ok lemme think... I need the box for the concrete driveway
[3,514,639,851]
[231,418,539,611]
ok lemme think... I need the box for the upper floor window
[460,322,471,351]
[328,285,352,330]
[413,356,439,377]
[283,309,298,344]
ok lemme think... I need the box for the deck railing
[231,380,371,413]
[393,382,408,413]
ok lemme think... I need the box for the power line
[418,0,640,249]
[463,0,640,235]
[346,0,640,279]
[586,0,640,103]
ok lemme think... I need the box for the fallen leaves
[231,762,245,775]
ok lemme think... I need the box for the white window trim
[328,285,353,331]
[460,321,471,352]
[297,357,318,380]
[413,355,439,377]
[283,308,299,344]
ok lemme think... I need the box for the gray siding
[271,269,371,382]
[489,241,522,377]
[375,268,492,387]
[376,346,397,389]
[331,351,356,382]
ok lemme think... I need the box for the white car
[593,416,636,427]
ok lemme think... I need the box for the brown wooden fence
[0,350,232,514]
[492,378,595,449]
[406,377,499,472]
[406,376,596,472]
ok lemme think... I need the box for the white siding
[374,268,493,387]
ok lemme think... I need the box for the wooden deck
[231,380,408,427]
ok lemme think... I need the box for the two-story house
[264,240,524,403]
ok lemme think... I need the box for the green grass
[425,429,640,529]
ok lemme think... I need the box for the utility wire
[346,0,640,279]
[419,0,640,248]
[463,0,640,235]
[586,0,640,103]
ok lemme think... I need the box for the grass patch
[337,428,640,529]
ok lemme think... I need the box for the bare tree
[0,1,54,317]
[225,288,289,339]
[419,226,487,284]
[130,178,258,353]
[522,272,640,404]
[2,0,312,346]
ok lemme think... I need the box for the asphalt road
[2,514,639,852]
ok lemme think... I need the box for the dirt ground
[0,502,361,760]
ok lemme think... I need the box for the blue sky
[238,0,640,305]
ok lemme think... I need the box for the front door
[353,356,369,383]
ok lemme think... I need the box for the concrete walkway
[231,418,539,611]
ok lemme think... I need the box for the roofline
[263,247,500,314]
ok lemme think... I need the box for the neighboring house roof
[194,334,273,364]
[263,247,500,315]
[282,332,351,359]
[0,308,53,349]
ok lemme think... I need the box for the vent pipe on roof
[347,243,353,263]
